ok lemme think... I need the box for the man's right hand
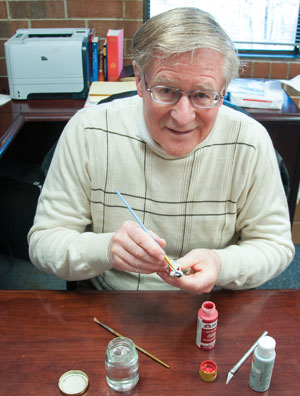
[107,220,169,275]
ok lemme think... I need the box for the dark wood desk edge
[249,113,300,123]
[22,112,79,122]
[0,98,83,115]
[0,288,298,297]
[0,113,25,156]
[0,99,84,156]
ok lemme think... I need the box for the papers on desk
[228,79,284,109]
[0,94,11,106]
[85,80,137,107]
[280,74,300,92]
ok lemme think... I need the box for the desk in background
[0,289,299,395]
[0,99,84,156]
[0,89,300,222]
[247,89,300,225]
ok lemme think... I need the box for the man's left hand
[157,249,222,294]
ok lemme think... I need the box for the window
[143,0,300,56]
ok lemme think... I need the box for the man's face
[134,48,225,157]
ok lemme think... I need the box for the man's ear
[133,61,143,97]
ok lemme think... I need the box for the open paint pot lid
[58,370,89,396]
[199,360,218,382]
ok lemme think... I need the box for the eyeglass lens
[151,86,219,107]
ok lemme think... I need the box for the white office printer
[5,28,90,100]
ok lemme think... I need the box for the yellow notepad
[89,81,137,97]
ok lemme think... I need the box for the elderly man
[28,7,294,292]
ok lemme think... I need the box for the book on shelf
[88,28,95,82]
[103,39,107,80]
[106,28,124,82]
[92,36,99,82]
[98,50,105,81]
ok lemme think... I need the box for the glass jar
[105,337,139,392]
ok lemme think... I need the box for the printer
[5,28,90,99]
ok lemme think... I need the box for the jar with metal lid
[105,337,139,392]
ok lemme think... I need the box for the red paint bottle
[196,301,218,351]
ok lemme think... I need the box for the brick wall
[240,59,300,80]
[0,0,300,94]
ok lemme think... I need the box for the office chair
[223,98,290,197]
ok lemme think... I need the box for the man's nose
[170,95,196,126]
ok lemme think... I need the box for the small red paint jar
[196,301,218,350]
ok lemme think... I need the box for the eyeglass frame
[143,75,224,109]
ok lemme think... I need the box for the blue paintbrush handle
[115,189,183,277]
[115,189,158,244]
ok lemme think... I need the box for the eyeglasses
[144,77,224,109]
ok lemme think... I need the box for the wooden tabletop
[0,289,299,395]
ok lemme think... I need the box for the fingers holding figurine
[158,249,222,294]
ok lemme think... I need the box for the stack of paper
[280,74,300,92]
[85,80,137,107]
[228,79,283,109]
[0,94,11,106]
[280,75,300,108]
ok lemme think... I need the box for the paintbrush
[115,189,183,277]
[93,317,170,369]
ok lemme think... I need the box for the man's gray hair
[132,7,240,89]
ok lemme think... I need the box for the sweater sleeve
[28,111,114,281]
[215,128,295,289]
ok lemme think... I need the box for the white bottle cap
[257,336,276,358]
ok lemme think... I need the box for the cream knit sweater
[28,95,294,290]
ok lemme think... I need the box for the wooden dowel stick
[93,317,170,369]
